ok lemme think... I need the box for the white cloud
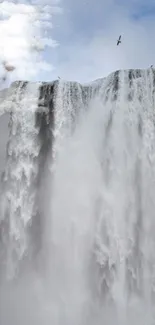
[0,0,154,84]
[0,0,62,81]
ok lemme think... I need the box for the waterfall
[0,69,155,324]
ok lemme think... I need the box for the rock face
[1,69,155,324]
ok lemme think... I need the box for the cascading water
[0,82,41,279]
[0,69,155,324]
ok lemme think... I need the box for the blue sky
[1,0,155,83]
[45,0,155,82]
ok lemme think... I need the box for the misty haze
[1,0,155,324]
[0,70,155,325]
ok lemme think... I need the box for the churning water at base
[1,70,155,324]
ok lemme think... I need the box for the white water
[0,82,40,279]
[1,70,155,324]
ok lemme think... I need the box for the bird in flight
[117,35,121,46]
[0,61,16,84]
[2,61,15,72]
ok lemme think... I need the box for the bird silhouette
[117,35,121,46]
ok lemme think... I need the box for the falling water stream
[0,69,155,324]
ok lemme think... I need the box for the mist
[1,69,155,324]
